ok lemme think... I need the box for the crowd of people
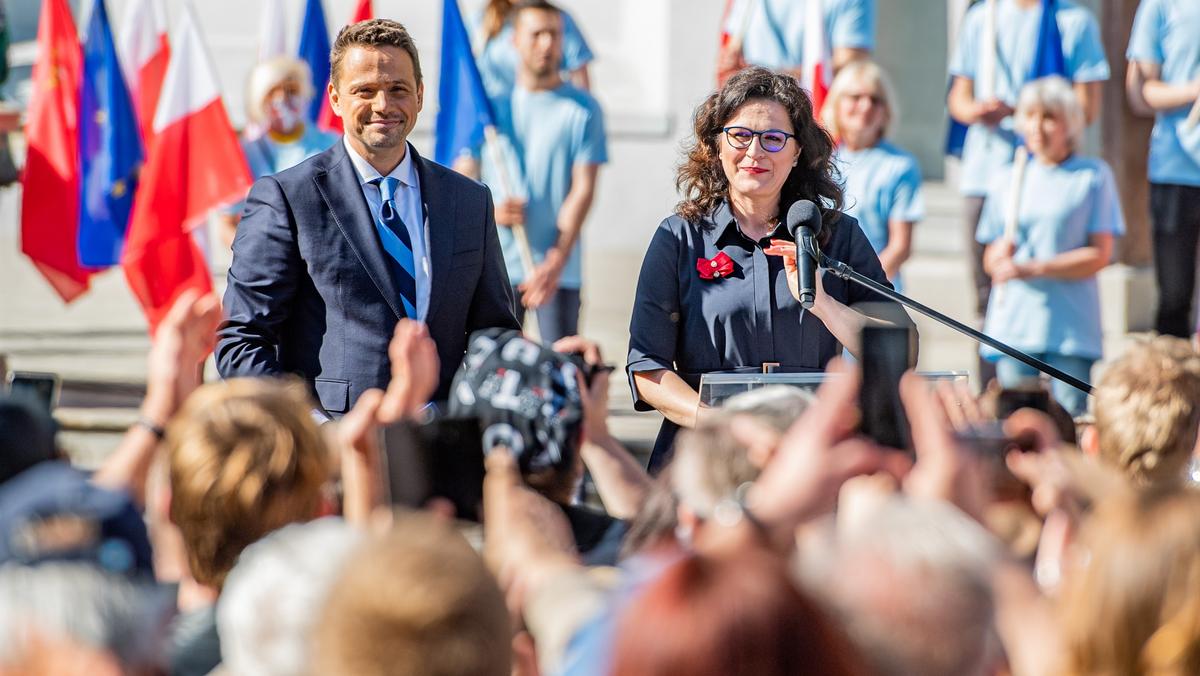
[4,0,1200,674]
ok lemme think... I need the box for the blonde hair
[313,512,511,676]
[245,56,315,125]
[1015,75,1086,150]
[1093,336,1200,489]
[821,60,899,141]
[1059,488,1200,676]
[167,378,332,589]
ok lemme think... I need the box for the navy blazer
[216,141,520,414]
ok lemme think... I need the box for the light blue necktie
[371,176,418,317]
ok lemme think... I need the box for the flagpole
[1185,97,1200,131]
[994,145,1029,307]
[483,125,542,343]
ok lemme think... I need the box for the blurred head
[246,56,315,134]
[218,518,365,676]
[1089,336,1200,489]
[1016,76,1084,161]
[0,563,171,674]
[611,547,863,676]
[328,20,424,158]
[167,378,332,589]
[1059,488,1200,675]
[0,394,59,485]
[449,330,585,504]
[313,512,511,676]
[511,0,563,80]
[798,497,1001,676]
[822,60,898,146]
[676,66,843,225]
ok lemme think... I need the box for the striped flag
[118,0,169,148]
[317,0,373,134]
[800,0,831,116]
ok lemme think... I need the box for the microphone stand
[811,244,1093,395]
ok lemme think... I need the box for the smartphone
[8,371,61,413]
[858,325,915,451]
[380,416,486,522]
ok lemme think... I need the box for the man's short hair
[329,18,422,88]
[1093,336,1200,488]
[313,512,511,676]
[167,378,331,589]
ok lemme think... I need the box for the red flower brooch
[696,252,735,280]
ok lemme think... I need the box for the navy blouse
[626,200,894,468]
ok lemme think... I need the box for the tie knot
[374,176,401,203]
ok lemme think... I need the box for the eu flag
[297,0,332,124]
[1029,0,1066,80]
[435,0,495,166]
[79,0,143,268]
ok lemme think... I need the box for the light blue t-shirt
[724,0,875,69]
[227,125,337,214]
[835,140,924,289]
[949,0,1109,196]
[471,10,594,99]
[1126,0,1200,187]
[480,84,607,289]
[976,155,1124,360]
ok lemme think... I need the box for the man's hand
[551,335,609,442]
[975,98,1014,126]
[378,320,440,423]
[144,289,222,424]
[519,248,565,309]
[336,389,387,524]
[494,197,527,228]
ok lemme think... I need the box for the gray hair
[245,56,316,125]
[1015,75,1086,149]
[0,563,168,669]
[721,385,815,432]
[218,518,365,676]
[798,497,1001,676]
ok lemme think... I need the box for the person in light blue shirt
[824,60,923,291]
[948,0,1109,329]
[1126,0,1200,338]
[977,77,1123,416]
[719,0,875,81]
[464,0,607,343]
[471,0,594,98]
[218,57,336,248]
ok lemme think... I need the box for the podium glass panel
[699,371,969,408]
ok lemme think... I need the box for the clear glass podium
[698,371,970,408]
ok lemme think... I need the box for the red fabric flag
[801,0,831,117]
[20,0,90,302]
[119,0,170,149]
[122,4,252,332]
[317,0,373,134]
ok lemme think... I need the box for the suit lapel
[414,147,457,321]
[313,142,405,320]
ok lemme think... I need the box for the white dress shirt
[342,136,432,320]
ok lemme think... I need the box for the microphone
[785,200,823,309]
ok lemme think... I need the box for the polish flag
[801,0,831,118]
[317,0,373,134]
[21,0,90,302]
[258,0,289,62]
[122,4,252,332]
[118,0,169,148]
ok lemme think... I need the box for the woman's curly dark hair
[675,66,843,233]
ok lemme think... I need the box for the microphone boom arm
[812,244,1094,396]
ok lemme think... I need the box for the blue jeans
[994,353,1095,418]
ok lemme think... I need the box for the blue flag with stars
[78,0,143,268]
[435,0,496,166]
[297,0,332,124]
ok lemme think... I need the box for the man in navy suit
[217,19,519,416]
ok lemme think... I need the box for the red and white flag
[122,3,252,332]
[21,0,90,302]
[258,0,289,62]
[317,0,373,134]
[801,0,831,117]
[118,0,169,147]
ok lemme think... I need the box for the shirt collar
[342,136,419,189]
[708,199,789,248]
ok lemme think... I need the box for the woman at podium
[627,67,896,471]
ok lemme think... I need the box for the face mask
[267,96,305,133]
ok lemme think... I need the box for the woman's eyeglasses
[722,126,795,153]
